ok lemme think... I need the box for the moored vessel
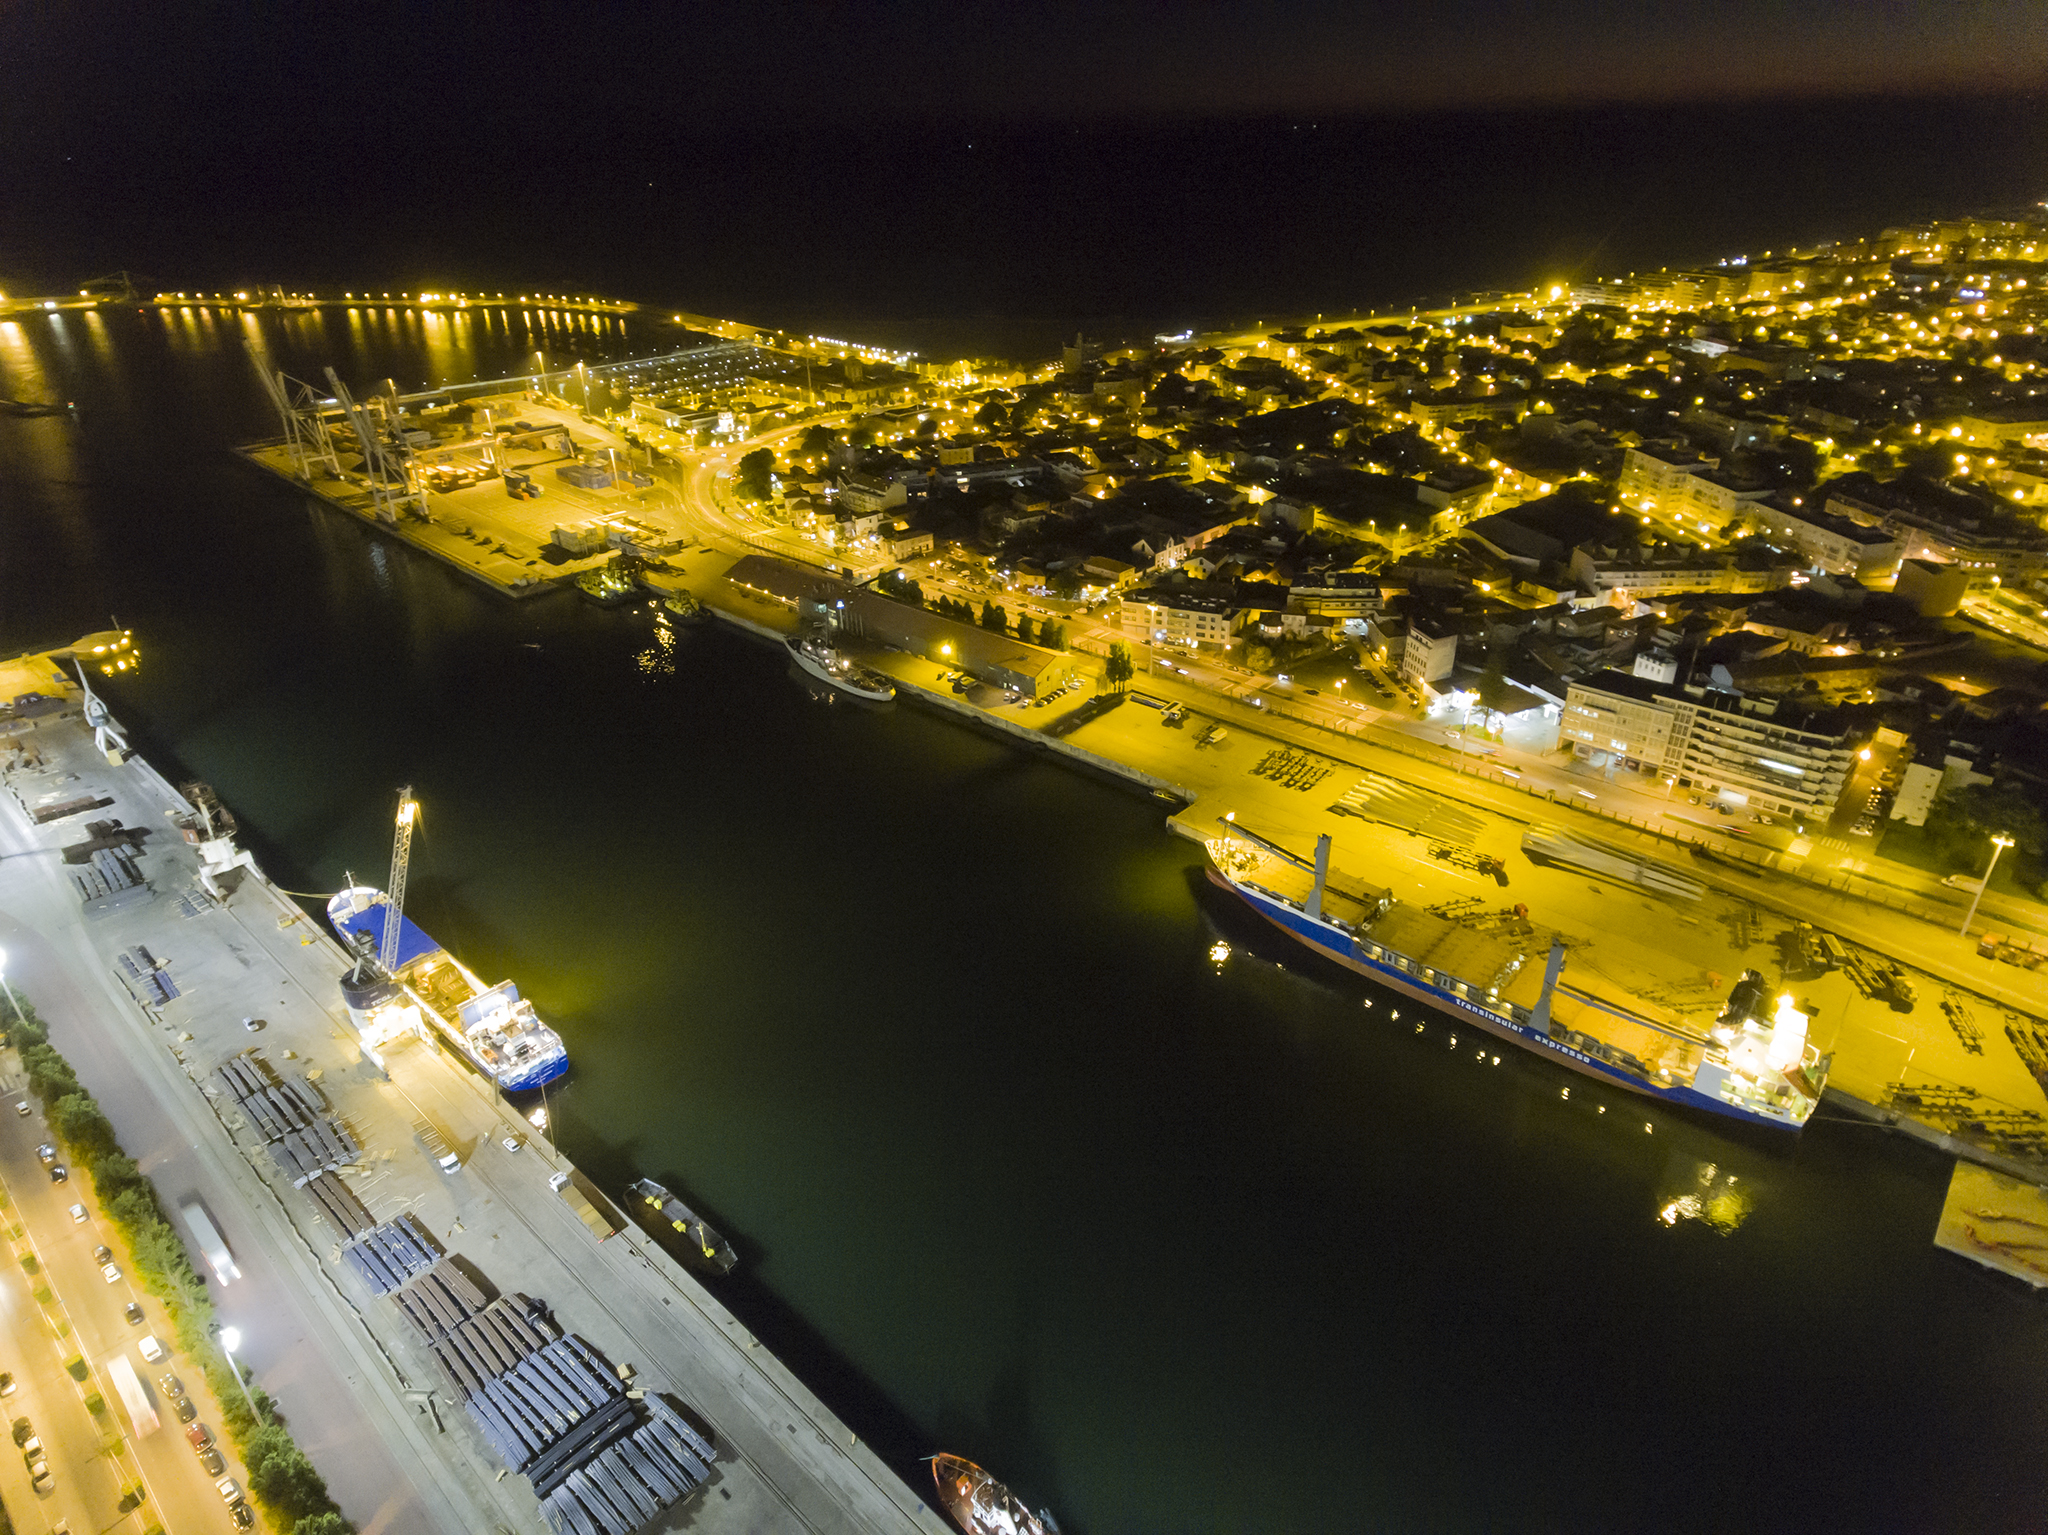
[785,627,894,701]
[930,1455,1059,1535]
[1206,824,1829,1130]
[329,886,570,1090]
[628,1178,738,1274]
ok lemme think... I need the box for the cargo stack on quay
[0,646,950,1535]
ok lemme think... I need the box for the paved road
[0,1051,246,1535]
[0,786,470,1534]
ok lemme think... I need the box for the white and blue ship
[328,886,569,1091]
[1206,827,1829,1131]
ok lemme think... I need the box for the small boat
[930,1454,1059,1535]
[785,628,894,701]
[627,1178,738,1274]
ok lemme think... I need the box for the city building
[1746,499,1902,580]
[1823,473,2048,584]
[1618,442,1717,509]
[1119,588,1245,648]
[1562,668,1856,818]
[1892,557,1972,617]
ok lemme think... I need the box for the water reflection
[1657,1159,1756,1236]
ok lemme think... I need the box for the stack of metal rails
[301,1170,375,1239]
[248,1083,720,1532]
[73,845,149,915]
[339,1214,441,1294]
[213,1056,360,1184]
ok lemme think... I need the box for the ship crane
[1216,815,1334,919]
[380,787,419,976]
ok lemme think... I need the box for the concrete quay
[0,687,948,1535]
[696,575,2048,1170]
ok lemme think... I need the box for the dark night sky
[2,2,2045,337]
[6,0,2045,139]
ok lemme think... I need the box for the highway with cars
[0,1067,252,1534]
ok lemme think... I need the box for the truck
[413,1115,461,1173]
[178,1198,240,1285]
[107,1354,159,1438]
[551,1171,625,1242]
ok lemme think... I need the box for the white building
[1563,669,1854,818]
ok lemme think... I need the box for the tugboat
[785,625,894,701]
[627,1178,738,1274]
[930,1455,1060,1535]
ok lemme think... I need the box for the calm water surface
[4,309,2048,1534]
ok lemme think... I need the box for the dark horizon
[6,89,2046,358]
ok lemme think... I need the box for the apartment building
[1563,669,1855,818]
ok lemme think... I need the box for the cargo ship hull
[327,887,569,1091]
[1207,859,1820,1131]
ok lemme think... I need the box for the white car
[68,1204,87,1224]
[216,1476,241,1503]
[138,1335,165,1364]
[101,1262,121,1284]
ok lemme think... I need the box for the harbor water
[5,302,2048,1534]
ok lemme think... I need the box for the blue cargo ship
[328,886,569,1091]
[1206,827,1828,1131]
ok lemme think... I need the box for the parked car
[101,1262,120,1284]
[50,1166,67,1184]
[67,1202,85,1222]
[230,1501,254,1529]
[200,1447,225,1477]
[139,1334,164,1362]
[35,1144,54,1165]
[11,1417,31,1446]
[215,1476,241,1504]
[159,1373,184,1398]
[175,1396,197,1423]
[93,1246,113,1265]
[0,1372,13,1397]
[124,1303,144,1326]
[13,1101,28,1117]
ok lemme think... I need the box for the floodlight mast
[380,788,418,975]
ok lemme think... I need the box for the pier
[0,654,947,1535]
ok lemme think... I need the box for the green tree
[1105,643,1134,693]
[980,601,1007,633]
[293,1514,355,1535]
[734,448,775,501]
[1244,644,1276,675]
[797,425,837,459]
[1925,783,2048,869]
[1015,614,1038,646]
[1044,622,1068,651]
[973,400,1008,431]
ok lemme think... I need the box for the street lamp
[0,947,19,1026]
[1959,833,2014,937]
[217,1326,259,1419]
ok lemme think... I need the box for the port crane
[380,788,419,976]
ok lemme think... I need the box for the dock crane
[379,788,419,976]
